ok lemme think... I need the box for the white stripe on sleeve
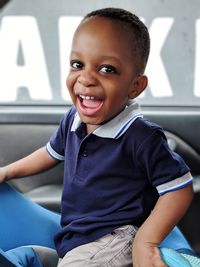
[46,142,65,161]
[156,172,193,195]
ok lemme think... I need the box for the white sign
[0,16,199,102]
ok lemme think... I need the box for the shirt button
[82,151,88,157]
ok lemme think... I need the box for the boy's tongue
[82,99,102,109]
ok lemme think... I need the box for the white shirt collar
[71,100,143,139]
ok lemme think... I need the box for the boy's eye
[99,65,117,74]
[70,60,83,69]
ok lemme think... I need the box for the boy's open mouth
[78,94,103,115]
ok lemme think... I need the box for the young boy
[0,7,193,267]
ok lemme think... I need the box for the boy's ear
[128,75,148,99]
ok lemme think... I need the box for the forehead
[72,17,135,59]
[78,16,130,35]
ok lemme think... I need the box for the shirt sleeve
[46,117,65,161]
[46,140,65,161]
[46,113,69,161]
[136,128,193,195]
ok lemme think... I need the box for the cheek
[66,74,79,105]
[106,86,129,103]
[66,73,76,92]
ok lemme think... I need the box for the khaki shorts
[58,225,137,267]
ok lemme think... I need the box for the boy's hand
[132,238,167,267]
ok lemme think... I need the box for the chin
[78,114,101,125]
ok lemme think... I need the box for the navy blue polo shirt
[46,101,192,258]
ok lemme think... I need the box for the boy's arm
[0,146,58,183]
[132,184,194,267]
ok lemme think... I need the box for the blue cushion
[0,247,42,267]
[161,226,193,251]
[160,247,200,267]
[0,183,61,251]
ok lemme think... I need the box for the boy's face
[67,17,146,128]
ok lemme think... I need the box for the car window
[0,0,199,106]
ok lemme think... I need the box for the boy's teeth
[80,95,94,100]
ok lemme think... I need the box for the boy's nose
[78,69,97,87]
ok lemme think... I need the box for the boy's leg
[57,225,137,267]
[32,246,59,267]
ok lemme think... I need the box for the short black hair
[83,7,150,74]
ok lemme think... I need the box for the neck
[86,124,100,134]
